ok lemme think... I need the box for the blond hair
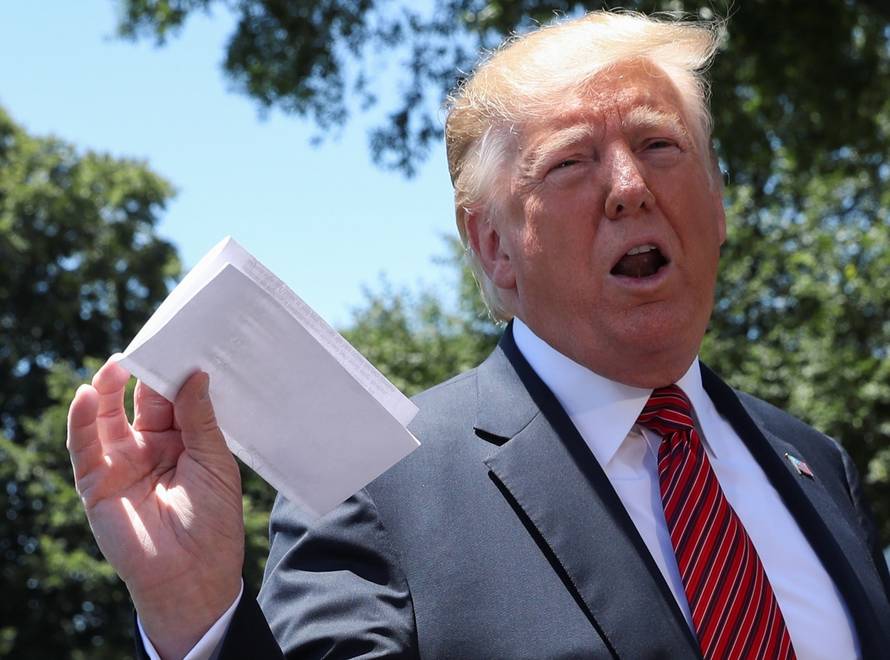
[445,11,722,320]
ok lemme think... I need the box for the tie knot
[638,385,695,438]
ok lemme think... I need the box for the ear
[464,208,517,291]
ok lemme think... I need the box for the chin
[607,324,702,382]
[625,302,708,346]
[616,346,696,387]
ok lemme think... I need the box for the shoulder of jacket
[407,368,480,426]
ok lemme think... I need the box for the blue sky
[0,1,459,327]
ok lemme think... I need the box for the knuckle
[197,414,220,435]
[183,409,220,436]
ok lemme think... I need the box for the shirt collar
[511,318,717,465]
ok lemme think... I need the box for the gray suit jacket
[212,328,890,659]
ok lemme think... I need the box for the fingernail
[199,372,210,400]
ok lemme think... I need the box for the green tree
[342,239,500,396]
[702,165,890,546]
[0,107,179,657]
[0,107,180,439]
[1,362,131,658]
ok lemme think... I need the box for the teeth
[626,244,657,256]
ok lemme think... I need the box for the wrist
[132,571,242,660]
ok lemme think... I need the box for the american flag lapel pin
[784,453,814,479]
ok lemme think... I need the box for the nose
[604,148,655,219]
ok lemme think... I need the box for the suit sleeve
[840,446,890,601]
[216,488,419,659]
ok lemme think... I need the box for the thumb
[174,371,229,458]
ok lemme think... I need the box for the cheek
[518,191,605,275]
[517,199,548,257]
[662,187,723,243]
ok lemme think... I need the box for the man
[67,11,890,659]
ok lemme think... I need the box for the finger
[67,384,105,482]
[91,356,132,442]
[174,372,229,459]
[133,380,174,432]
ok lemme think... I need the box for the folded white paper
[117,237,420,518]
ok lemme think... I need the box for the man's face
[483,61,726,387]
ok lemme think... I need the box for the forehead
[519,62,690,148]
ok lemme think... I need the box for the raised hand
[67,357,245,659]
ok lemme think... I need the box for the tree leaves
[0,108,180,657]
[1,361,132,658]
[0,108,180,439]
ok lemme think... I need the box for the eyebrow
[621,106,688,139]
[520,124,600,178]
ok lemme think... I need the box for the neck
[511,317,698,388]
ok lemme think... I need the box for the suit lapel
[701,365,890,654]
[476,329,701,659]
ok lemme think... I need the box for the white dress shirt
[143,320,860,659]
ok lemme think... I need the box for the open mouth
[610,244,669,278]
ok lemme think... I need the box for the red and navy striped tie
[638,385,796,659]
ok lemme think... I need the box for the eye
[644,139,676,150]
[554,159,581,169]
